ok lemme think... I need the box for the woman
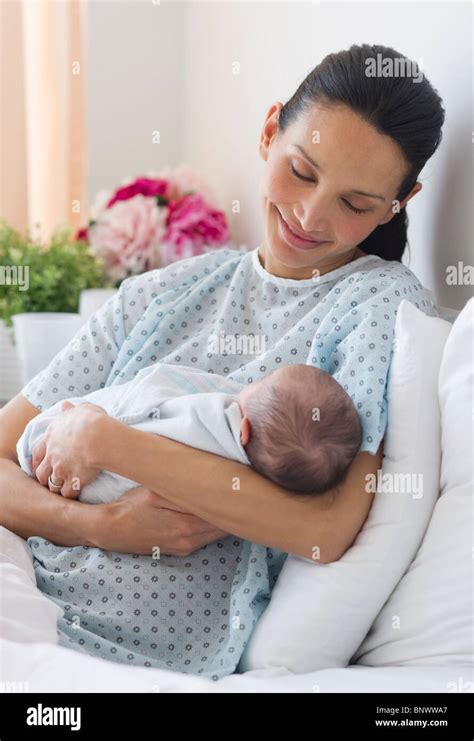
[0,44,444,609]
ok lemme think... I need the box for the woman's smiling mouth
[276,207,330,249]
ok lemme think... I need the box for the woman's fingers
[31,436,47,476]
[147,491,192,513]
[189,527,230,553]
[172,514,228,556]
[34,455,52,487]
[145,490,229,541]
[34,460,80,498]
[29,404,102,495]
[60,479,81,499]
[102,486,229,555]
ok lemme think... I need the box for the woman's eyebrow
[293,144,386,201]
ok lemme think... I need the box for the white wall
[86,0,185,198]
[87,1,473,309]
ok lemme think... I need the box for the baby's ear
[60,400,75,412]
[240,416,251,446]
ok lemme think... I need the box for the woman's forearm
[0,457,102,547]
[89,415,378,562]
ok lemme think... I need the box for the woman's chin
[268,232,324,268]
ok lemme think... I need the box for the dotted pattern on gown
[21,246,439,677]
[28,537,285,680]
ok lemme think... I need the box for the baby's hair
[244,364,362,495]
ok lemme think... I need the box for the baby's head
[237,364,362,495]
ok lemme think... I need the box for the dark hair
[244,365,362,495]
[278,44,445,261]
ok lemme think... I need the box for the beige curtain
[0,0,88,242]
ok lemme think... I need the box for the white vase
[12,313,83,385]
[79,288,117,321]
[0,320,21,403]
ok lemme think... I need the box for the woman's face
[258,102,421,279]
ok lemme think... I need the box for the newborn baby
[18,362,362,501]
[18,361,361,679]
[238,363,362,494]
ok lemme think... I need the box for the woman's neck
[257,245,367,280]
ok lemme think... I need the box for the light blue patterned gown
[20,245,438,678]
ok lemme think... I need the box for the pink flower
[162,193,229,262]
[75,226,88,241]
[77,167,230,279]
[163,164,217,206]
[107,177,169,209]
[88,194,167,282]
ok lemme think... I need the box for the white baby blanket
[16,363,250,503]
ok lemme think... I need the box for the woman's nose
[295,195,331,234]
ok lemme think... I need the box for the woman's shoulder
[120,245,247,299]
[338,254,438,315]
[345,253,426,285]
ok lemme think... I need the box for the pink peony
[107,177,169,209]
[88,194,167,282]
[162,193,229,262]
[162,164,218,206]
[77,167,230,279]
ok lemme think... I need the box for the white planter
[0,320,21,403]
[12,313,83,385]
[79,288,117,321]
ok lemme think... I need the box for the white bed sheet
[1,527,470,694]
[1,637,469,693]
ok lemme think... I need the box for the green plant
[0,220,110,327]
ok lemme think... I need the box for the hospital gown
[20,245,439,677]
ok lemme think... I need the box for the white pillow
[353,298,473,668]
[0,526,63,644]
[239,300,451,673]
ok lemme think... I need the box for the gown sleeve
[19,272,154,412]
[309,264,439,455]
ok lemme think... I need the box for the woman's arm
[0,394,227,553]
[88,414,381,563]
[0,394,103,545]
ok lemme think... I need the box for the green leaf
[0,220,108,327]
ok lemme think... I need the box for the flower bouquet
[75,165,230,286]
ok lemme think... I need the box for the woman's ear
[240,416,251,447]
[259,102,283,161]
[378,181,423,225]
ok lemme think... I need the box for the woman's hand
[32,401,107,498]
[97,485,231,556]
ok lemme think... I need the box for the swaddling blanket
[17,362,251,503]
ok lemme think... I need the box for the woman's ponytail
[358,209,408,262]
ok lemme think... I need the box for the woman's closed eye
[290,162,314,183]
[290,163,369,215]
[342,199,368,215]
